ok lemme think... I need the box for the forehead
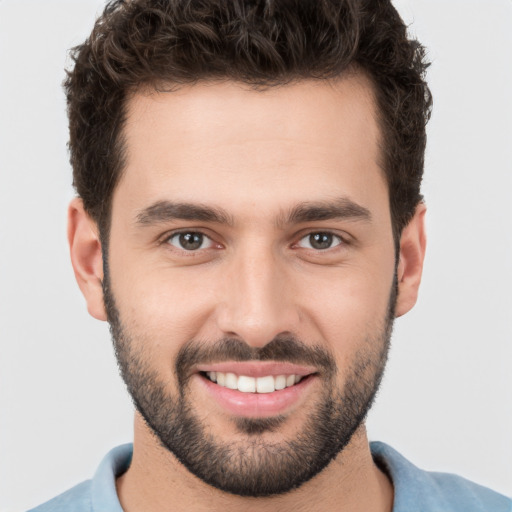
[116,75,386,223]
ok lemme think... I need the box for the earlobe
[395,203,427,318]
[68,198,107,321]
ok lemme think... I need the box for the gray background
[1,0,511,510]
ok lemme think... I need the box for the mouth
[194,362,318,418]
[200,371,310,393]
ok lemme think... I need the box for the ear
[68,198,107,321]
[395,203,427,318]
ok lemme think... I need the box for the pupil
[310,233,332,250]
[180,233,202,250]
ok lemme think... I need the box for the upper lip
[195,361,317,378]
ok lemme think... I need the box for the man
[28,0,511,511]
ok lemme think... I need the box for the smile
[195,362,318,418]
[203,371,305,393]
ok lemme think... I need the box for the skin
[68,74,426,512]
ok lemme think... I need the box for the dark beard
[103,266,396,497]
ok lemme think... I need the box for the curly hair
[64,0,432,240]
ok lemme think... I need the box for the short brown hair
[65,0,432,240]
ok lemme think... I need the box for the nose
[215,243,300,348]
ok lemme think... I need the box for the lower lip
[196,373,317,418]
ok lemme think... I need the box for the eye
[297,232,343,250]
[166,232,214,251]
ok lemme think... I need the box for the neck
[116,414,393,512]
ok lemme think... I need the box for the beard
[103,266,396,497]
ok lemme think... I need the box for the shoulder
[370,441,512,512]
[426,471,512,511]
[27,444,132,512]
[27,480,92,512]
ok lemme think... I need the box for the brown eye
[298,232,342,250]
[167,232,211,251]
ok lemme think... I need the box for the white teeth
[225,372,238,390]
[256,375,275,393]
[238,375,256,393]
[205,372,306,393]
[216,372,226,387]
[274,375,286,390]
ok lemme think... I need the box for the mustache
[175,334,337,385]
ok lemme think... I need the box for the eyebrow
[135,197,371,227]
[280,198,372,226]
[136,201,234,226]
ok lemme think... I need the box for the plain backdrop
[0,0,511,510]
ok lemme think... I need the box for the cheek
[109,255,220,353]
[300,262,395,355]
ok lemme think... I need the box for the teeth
[216,372,226,387]
[205,372,306,393]
[256,375,275,393]
[238,375,256,393]
[274,375,286,390]
[225,372,238,390]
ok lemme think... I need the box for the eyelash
[162,230,348,254]
[295,232,344,251]
[164,231,218,253]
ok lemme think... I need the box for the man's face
[104,77,397,495]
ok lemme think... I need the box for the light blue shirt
[28,442,512,511]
